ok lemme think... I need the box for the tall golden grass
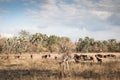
[0,53,120,80]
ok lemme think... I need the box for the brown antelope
[73,54,94,63]
[14,55,21,59]
[30,54,33,59]
[55,53,72,71]
[42,54,51,59]
[95,55,102,64]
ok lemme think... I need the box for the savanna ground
[0,53,120,80]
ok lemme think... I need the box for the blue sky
[0,0,120,41]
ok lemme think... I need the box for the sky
[0,0,120,41]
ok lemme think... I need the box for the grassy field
[0,53,120,80]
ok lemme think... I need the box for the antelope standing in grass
[55,52,73,77]
[55,53,73,72]
[95,55,102,64]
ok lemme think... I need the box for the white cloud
[97,0,120,12]
[91,10,112,20]
[74,0,120,12]
[25,8,38,14]
[22,0,120,41]
[0,33,14,38]
[1,0,120,41]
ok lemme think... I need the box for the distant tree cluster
[0,30,75,54]
[76,37,120,53]
[0,30,120,54]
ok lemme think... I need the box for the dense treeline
[0,30,120,54]
[76,37,120,52]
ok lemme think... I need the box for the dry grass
[0,53,120,80]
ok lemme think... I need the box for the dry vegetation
[0,31,120,80]
[0,53,120,80]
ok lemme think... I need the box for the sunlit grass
[0,53,120,80]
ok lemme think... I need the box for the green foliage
[47,35,60,53]
[19,30,30,39]
[37,44,47,52]
[76,37,120,53]
[0,31,120,54]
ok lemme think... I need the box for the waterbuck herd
[0,53,119,71]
